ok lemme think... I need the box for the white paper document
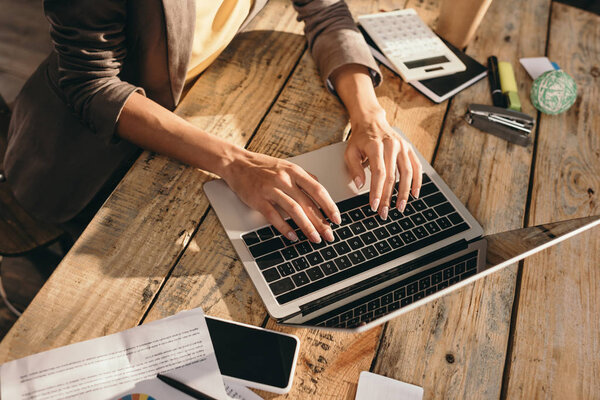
[519,57,556,80]
[355,371,423,400]
[1,308,230,400]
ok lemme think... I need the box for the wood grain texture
[0,0,307,363]
[504,4,600,399]
[372,0,552,398]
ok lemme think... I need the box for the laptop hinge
[297,239,469,317]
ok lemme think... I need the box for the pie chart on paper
[117,395,157,400]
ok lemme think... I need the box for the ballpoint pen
[487,56,506,107]
[157,374,219,400]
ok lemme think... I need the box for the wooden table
[1,1,598,398]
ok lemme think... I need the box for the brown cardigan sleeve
[43,0,145,144]
[292,0,382,92]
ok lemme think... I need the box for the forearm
[116,92,241,177]
[331,64,384,122]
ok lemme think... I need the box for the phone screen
[205,317,298,389]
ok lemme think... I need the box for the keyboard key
[281,247,299,260]
[307,266,325,281]
[270,278,294,295]
[321,261,338,275]
[400,231,417,244]
[423,192,446,207]
[425,287,436,296]
[360,231,377,245]
[256,251,284,270]
[278,262,295,276]
[292,257,309,271]
[348,317,360,327]
[422,209,438,221]
[410,213,426,226]
[306,252,324,266]
[325,316,340,327]
[399,218,414,230]
[363,217,379,230]
[412,199,426,211]
[350,221,366,235]
[386,222,401,235]
[414,291,425,301]
[248,237,285,258]
[375,241,391,254]
[424,221,441,234]
[311,240,327,250]
[422,174,431,184]
[320,247,337,260]
[394,287,406,300]
[257,227,275,240]
[382,293,393,305]
[462,269,477,279]
[341,310,353,321]
[403,203,416,215]
[361,205,377,217]
[295,230,307,241]
[448,212,464,225]
[455,262,466,274]
[374,227,390,240]
[292,272,310,287]
[388,302,400,311]
[348,237,365,250]
[419,182,437,197]
[400,296,413,307]
[466,257,477,270]
[368,298,380,311]
[437,216,452,229]
[362,245,378,259]
[407,282,418,295]
[438,281,449,289]
[355,304,368,316]
[262,268,281,283]
[443,267,454,280]
[334,241,351,254]
[389,208,403,220]
[374,307,387,317]
[449,276,460,285]
[340,213,352,225]
[349,251,366,264]
[434,202,455,216]
[432,271,443,284]
[360,311,374,322]
[413,226,428,239]
[349,209,365,221]
[337,227,353,240]
[419,276,431,290]
[295,241,312,255]
[242,232,260,246]
[334,255,352,269]
[388,236,403,249]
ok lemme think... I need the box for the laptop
[204,130,600,332]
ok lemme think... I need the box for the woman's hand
[345,108,422,219]
[332,64,423,220]
[220,148,341,243]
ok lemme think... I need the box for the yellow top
[186,0,252,83]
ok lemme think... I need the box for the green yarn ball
[530,70,577,115]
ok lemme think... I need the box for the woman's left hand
[345,108,422,220]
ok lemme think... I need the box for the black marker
[157,374,218,400]
[487,56,506,107]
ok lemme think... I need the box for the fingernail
[309,231,321,243]
[414,188,420,199]
[398,200,407,212]
[286,231,299,242]
[332,212,342,225]
[324,228,335,242]
[354,177,364,190]
[380,206,389,220]
[371,198,380,212]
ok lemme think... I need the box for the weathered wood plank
[504,4,600,398]
[0,0,307,362]
[371,0,551,398]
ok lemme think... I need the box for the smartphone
[205,316,300,394]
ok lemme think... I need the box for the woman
[5,0,422,244]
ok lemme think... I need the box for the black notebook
[358,24,487,103]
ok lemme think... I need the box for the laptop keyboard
[309,251,479,329]
[242,174,470,304]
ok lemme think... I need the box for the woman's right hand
[219,148,341,243]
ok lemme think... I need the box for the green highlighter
[498,62,521,112]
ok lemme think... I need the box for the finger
[366,143,386,214]
[408,149,423,198]
[259,202,299,242]
[344,145,366,190]
[294,170,341,225]
[380,139,399,220]
[289,186,335,242]
[271,189,322,243]
[396,148,413,212]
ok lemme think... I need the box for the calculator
[358,9,466,82]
